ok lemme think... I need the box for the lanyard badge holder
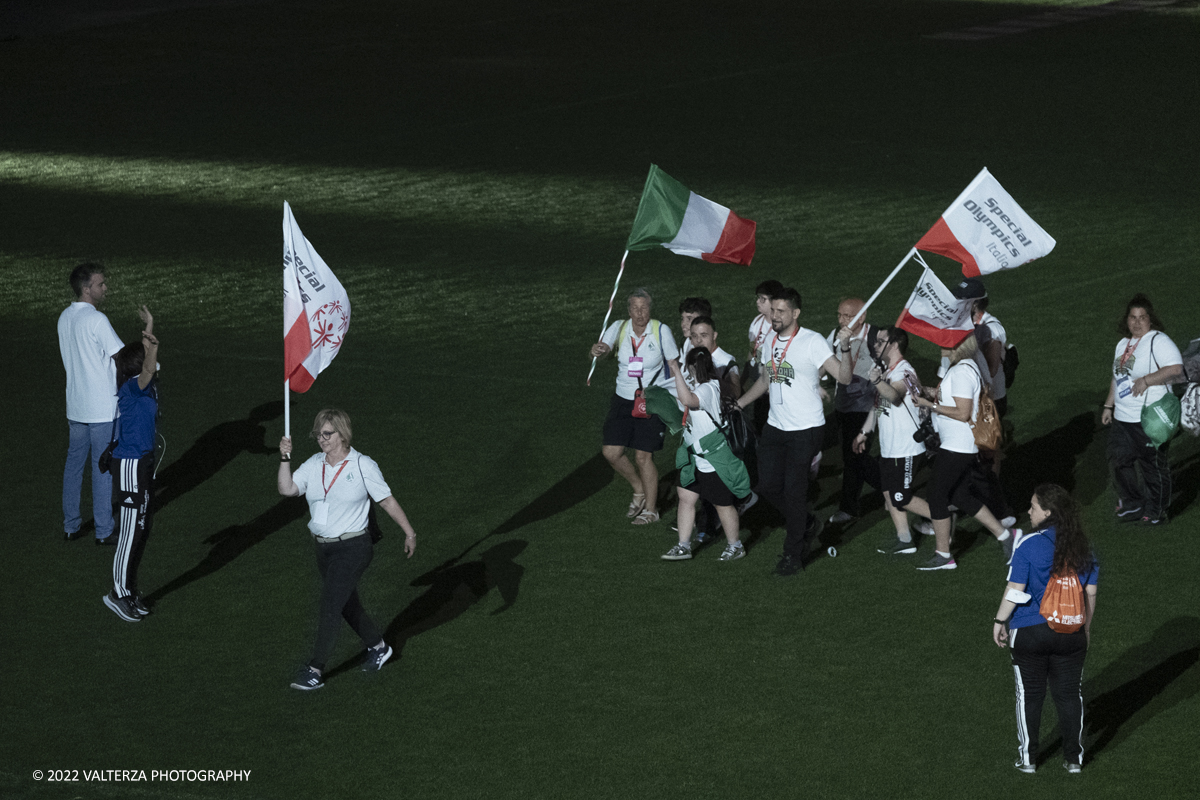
[629,332,651,418]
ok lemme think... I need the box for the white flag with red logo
[915,167,1056,277]
[895,266,975,348]
[283,202,350,393]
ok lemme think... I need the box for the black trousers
[112,455,154,598]
[1108,419,1172,519]
[835,410,881,516]
[310,533,383,671]
[1010,623,1088,766]
[756,424,823,559]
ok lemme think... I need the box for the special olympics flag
[915,168,1056,277]
[895,266,975,348]
[625,164,757,265]
[283,202,350,393]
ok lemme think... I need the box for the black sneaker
[290,666,324,691]
[102,592,141,623]
[773,554,803,577]
[131,595,151,617]
[95,534,119,546]
[1136,515,1167,527]
[362,643,393,673]
[1115,502,1143,522]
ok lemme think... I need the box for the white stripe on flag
[665,192,730,258]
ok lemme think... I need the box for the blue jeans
[63,420,115,539]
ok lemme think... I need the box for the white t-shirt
[600,319,680,400]
[980,312,1008,401]
[1112,331,1183,424]
[58,302,124,423]
[936,360,982,454]
[760,327,833,432]
[747,314,771,366]
[682,347,738,390]
[877,359,925,459]
[293,448,393,537]
[681,381,724,473]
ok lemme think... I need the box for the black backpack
[717,364,754,460]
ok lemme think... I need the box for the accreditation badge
[311,500,329,525]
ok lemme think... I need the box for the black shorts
[927,449,983,519]
[880,454,924,508]
[679,466,737,507]
[602,393,666,453]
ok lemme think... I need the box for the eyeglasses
[313,430,337,440]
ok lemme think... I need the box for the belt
[313,529,367,543]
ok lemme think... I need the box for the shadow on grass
[154,401,281,513]
[1038,616,1200,766]
[1004,405,1100,505]
[145,496,306,604]
[328,454,611,675]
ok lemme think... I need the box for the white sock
[997,530,1011,541]
[936,550,951,559]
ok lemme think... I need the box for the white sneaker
[718,541,746,561]
[912,519,935,536]
[828,511,856,525]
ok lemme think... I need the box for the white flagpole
[284,380,291,439]
[849,246,919,328]
[586,250,629,385]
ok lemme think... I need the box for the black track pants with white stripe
[1009,623,1088,767]
[112,455,154,598]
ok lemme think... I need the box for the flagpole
[284,380,290,439]
[586,250,629,385]
[849,246,919,328]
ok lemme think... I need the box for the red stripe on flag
[895,309,974,349]
[288,366,317,393]
[284,315,311,380]
[701,212,757,266]
[915,216,981,278]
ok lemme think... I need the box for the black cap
[951,278,987,300]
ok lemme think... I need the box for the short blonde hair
[947,333,978,366]
[311,408,353,446]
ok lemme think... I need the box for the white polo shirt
[58,302,124,423]
[980,312,1008,402]
[293,448,393,538]
[600,319,680,400]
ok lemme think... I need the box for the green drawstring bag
[1141,392,1181,447]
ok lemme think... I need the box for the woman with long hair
[660,347,751,562]
[992,484,1098,774]
[913,333,1020,570]
[1101,294,1184,525]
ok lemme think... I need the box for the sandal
[626,493,646,518]
[632,509,660,526]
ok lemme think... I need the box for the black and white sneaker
[1115,501,1143,522]
[131,595,151,618]
[290,666,324,690]
[102,592,141,623]
[362,643,393,673]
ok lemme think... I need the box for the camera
[913,417,940,449]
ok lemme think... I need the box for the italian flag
[625,165,757,265]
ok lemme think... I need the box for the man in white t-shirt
[678,296,713,364]
[58,263,149,544]
[972,297,1009,417]
[737,287,852,576]
[686,316,740,399]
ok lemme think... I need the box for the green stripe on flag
[625,164,691,251]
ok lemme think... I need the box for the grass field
[3,1,1199,798]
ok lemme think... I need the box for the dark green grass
[3,1,1199,798]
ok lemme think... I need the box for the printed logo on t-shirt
[769,361,794,386]
[1114,353,1136,376]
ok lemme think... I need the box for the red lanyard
[753,316,769,347]
[629,332,648,356]
[1118,336,1142,372]
[769,330,797,380]
[321,459,348,499]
